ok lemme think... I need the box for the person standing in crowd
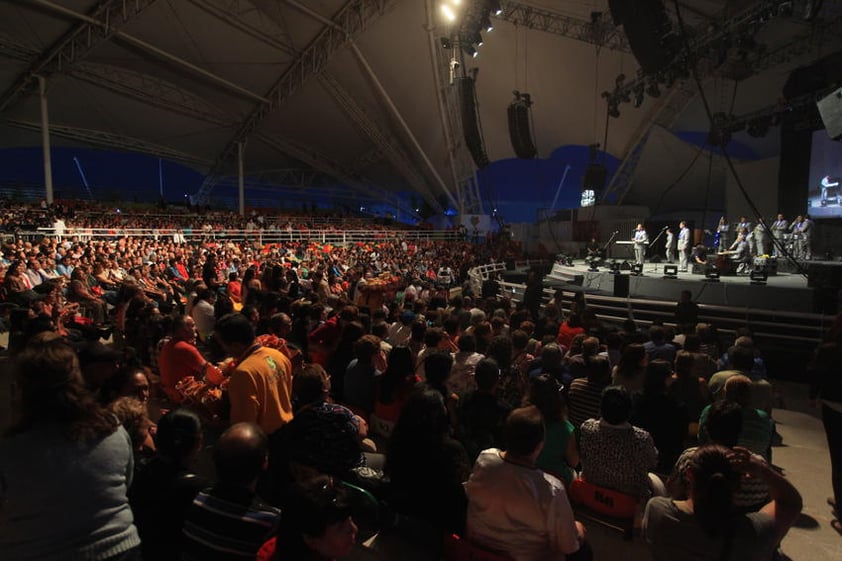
[809,312,842,534]
[752,218,769,257]
[633,223,649,267]
[677,221,691,272]
[770,214,789,257]
[665,227,676,264]
[215,312,293,435]
[0,332,142,560]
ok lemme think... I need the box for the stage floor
[544,259,839,314]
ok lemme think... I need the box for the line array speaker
[507,100,537,159]
[608,0,678,75]
[459,77,490,168]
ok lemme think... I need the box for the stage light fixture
[631,263,643,276]
[663,265,678,279]
[646,81,661,98]
[490,0,502,16]
[441,4,457,22]
[633,84,645,108]
[481,14,493,32]
[750,269,768,285]
[440,36,452,49]
[473,31,483,46]
[463,44,477,57]
[704,267,720,282]
[608,103,620,118]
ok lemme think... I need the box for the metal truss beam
[350,146,385,173]
[0,33,39,63]
[318,73,438,206]
[185,0,296,55]
[218,168,335,189]
[197,0,393,201]
[69,62,234,126]
[495,1,630,53]
[2,118,211,167]
[0,0,159,114]
[18,0,267,105]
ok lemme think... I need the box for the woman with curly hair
[0,332,141,560]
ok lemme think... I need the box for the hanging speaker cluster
[459,76,490,168]
[507,91,537,159]
[608,0,679,76]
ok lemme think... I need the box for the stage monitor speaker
[459,77,490,168]
[507,101,537,159]
[613,274,629,298]
[608,0,677,75]
[817,86,842,140]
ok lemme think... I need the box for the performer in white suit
[633,223,649,266]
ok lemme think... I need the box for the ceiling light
[490,0,502,16]
[441,4,456,22]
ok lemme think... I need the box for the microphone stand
[647,227,669,273]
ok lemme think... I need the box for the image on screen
[808,130,842,218]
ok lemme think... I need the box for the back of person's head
[486,335,513,369]
[214,313,256,346]
[424,351,454,387]
[643,359,673,394]
[268,312,292,335]
[423,327,444,349]
[582,336,600,357]
[511,329,529,351]
[13,332,115,441]
[683,333,701,352]
[474,358,500,392]
[526,374,563,423]
[585,355,611,384]
[723,374,752,407]
[600,385,632,424]
[728,345,755,373]
[504,405,545,457]
[293,364,329,406]
[705,400,743,447]
[155,408,203,463]
[618,343,646,373]
[566,314,582,328]
[108,397,150,450]
[689,445,738,537]
[277,476,355,560]
[649,325,666,344]
[353,334,381,362]
[457,332,477,353]
[371,321,389,340]
[674,351,695,378]
[540,342,563,369]
[213,422,268,487]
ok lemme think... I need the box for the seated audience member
[109,396,156,471]
[510,328,536,378]
[373,346,418,424]
[158,315,224,403]
[129,409,209,561]
[385,389,470,534]
[668,400,770,513]
[527,374,579,485]
[643,445,802,561]
[0,332,141,560]
[568,356,612,430]
[700,375,773,461]
[344,334,385,416]
[276,364,369,478]
[182,423,281,561]
[256,476,358,561]
[465,406,588,561]
[449,333,483,395]
[612,343,648,393]
[215,312,293,434]
[190,288,217,342]
[557,313,586,350]
[565,336,601,380]
[631,359,687,474]
[668,351,711,425]
[644,325,677,365]
[458,358,512,462]
[579,386,662,499]
[256,312,299,365]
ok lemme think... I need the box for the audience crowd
[0,201,813,561]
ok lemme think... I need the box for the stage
[542,259,841,314]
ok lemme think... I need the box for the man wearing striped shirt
[182,423,279,561]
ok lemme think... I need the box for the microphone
[662,226,669,230]
[612,230,619,235]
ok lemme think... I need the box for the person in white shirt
[677,221,691,272]
[632,224,649,266]
[466,406,587,561]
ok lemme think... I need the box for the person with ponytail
[643,445,802,561]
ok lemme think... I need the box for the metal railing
[21,227,462,244]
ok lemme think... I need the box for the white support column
[237,141,245,216]
[38,76,54,205]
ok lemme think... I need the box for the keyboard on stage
[615,240,648,245]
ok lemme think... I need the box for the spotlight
[631,263,644,276]
[441,4,457,22]
[750,269,768,285]
[473,31,483,46]
[704,267,720,282]
[633,84,645,108]
[489,0,502,16]
[608,104,620,118]
[481,14,493,32]
[462,44,477,57]
[663,265,678,279]
[440,36,452,49]
[646,81,661,98]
